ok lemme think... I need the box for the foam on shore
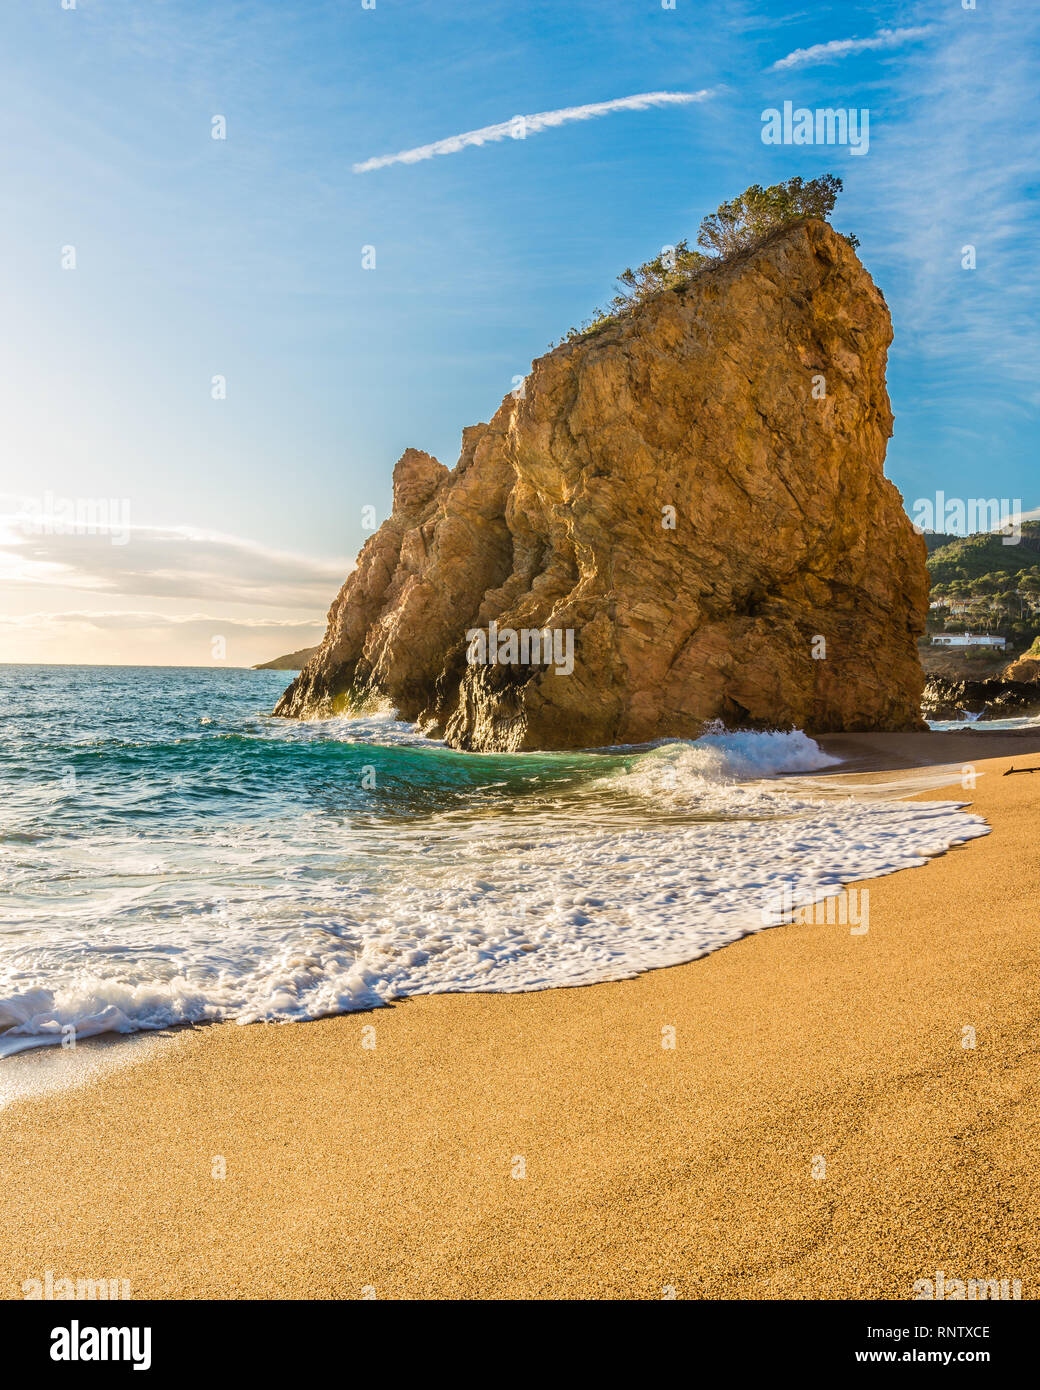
[0,726,989,1055]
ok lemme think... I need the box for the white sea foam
[602,724,841,798]
[0,728,989,1055]
[259,707,432,746]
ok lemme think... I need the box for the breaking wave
[0,667,988,1055]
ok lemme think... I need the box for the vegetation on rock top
[553,174,858,346]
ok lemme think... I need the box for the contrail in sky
[771,26,933,71]
[352,89,716,173]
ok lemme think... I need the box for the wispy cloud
[771,26,933,71]
[0,516,351,611]
[353,90,715,173]
[857,2,1040,412]
[0,607,324,667]
[0,610,321,634]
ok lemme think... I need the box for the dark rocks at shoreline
[922,676,1040,723]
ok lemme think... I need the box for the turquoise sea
[0,665,990,1055]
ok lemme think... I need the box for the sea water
[0,665,989,1055]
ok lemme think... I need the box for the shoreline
[0,728,1006,1085]
[2,729,1040,1299]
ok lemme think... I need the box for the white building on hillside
[930,632,1006,649]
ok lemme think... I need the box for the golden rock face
[1002,646,1040,683]
[276,220,929,750]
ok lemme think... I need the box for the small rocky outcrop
[254,646,320,671]
[1003,640,1040,683]
[276,220,929,749]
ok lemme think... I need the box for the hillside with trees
[924,521,1040,668]
[927,520,1040,584]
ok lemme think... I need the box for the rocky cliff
[276,219,929,749]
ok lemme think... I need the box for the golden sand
[2,731,1039,1300]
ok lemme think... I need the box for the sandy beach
[2,729,1039,1301]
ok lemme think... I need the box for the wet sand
[2,730,1039,1300]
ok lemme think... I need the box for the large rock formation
[276,219,929,749]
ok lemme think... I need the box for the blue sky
[0,0,1037,663]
